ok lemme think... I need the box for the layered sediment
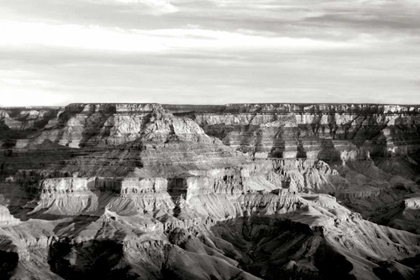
[1,103,420,279]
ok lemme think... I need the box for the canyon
[1,103,420,280]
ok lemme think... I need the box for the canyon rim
[0,103,420,279]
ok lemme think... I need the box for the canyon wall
[1,103,420,279]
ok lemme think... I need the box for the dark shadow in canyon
[0,250,19,280]
[317,139,341,165]
[268,127,286,158]
[167,178,188,217]
[208,216,356,280]
[48,238,136,280]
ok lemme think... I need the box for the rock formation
[1,103,420,279]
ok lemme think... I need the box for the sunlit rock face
[184,103,420,161]
[1,103,420,279]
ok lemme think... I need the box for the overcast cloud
[0,0,419,106]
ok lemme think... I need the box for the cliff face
[185,103,420,160]
[1,103,420,280]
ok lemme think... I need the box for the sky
[0,0,419,106]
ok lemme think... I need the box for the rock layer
[1,103,420,279]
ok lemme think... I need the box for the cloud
[0,21,168,52]
[0,20,362,56]
[103,0,178,14]
[0,0,420,105]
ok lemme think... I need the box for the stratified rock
[1,103,420,280]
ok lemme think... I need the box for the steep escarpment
[1,103,420,280]
[179,104,420,232]
[185,103,420,160]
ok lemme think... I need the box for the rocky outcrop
[1,103,420,279]
[184,103,420,161]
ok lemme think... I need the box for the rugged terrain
[1,103,420,280]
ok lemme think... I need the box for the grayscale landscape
[1,103,420,279]
[1,1,420,279]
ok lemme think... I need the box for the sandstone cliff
[1,103,420,280]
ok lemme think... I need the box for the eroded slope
[1,103,420,280]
